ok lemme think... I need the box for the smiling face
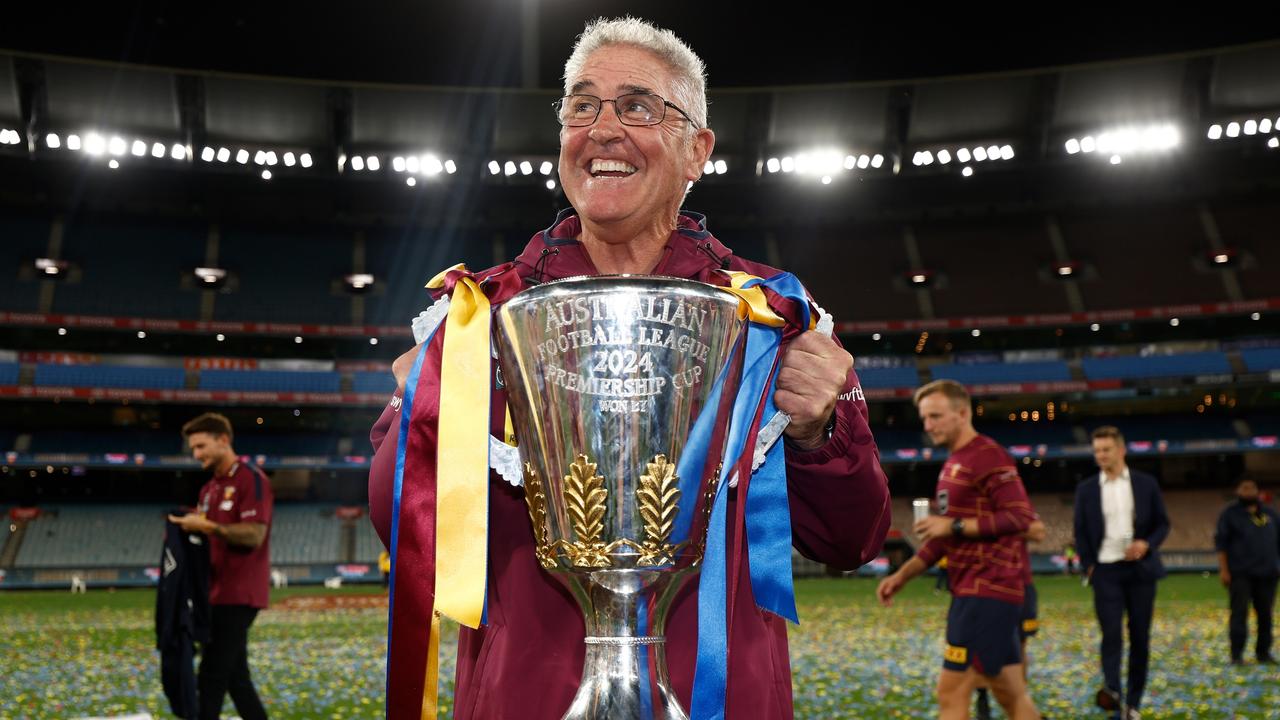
[557,44,714,239]
[187,431,232,472]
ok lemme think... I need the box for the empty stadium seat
[34,363,186,390]
[1081,352,1231,380]
[198,369,341,393]
[931,361,1072,385]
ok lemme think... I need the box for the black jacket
[156,513,211,719]
[1073,470,1171,581]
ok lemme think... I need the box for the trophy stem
[560,571,690,720]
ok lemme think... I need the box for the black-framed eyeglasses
[553,93,699,129]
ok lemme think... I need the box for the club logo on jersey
[937,489,950,515]
[223,487,236,500]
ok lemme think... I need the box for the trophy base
[561,634,688,720]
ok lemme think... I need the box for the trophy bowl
[495,275,747,719]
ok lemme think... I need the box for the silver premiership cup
[495,276,747,720]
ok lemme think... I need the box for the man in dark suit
[1073,426,1171,720]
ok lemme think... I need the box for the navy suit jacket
[1073,469,1171,581]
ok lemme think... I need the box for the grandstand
[0,4,1274,599]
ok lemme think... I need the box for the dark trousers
[1229,574,1279,661]
[1091,562,1156,709]
[198,604,268,720]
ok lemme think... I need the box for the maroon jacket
[369,210,890,719]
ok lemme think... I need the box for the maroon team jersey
[915,435,1036,605]
[197,461,273,608]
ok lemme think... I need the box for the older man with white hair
[368,17,890,719]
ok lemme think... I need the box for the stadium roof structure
[0,8,1276,218]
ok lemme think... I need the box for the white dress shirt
[1098,466,1135,564]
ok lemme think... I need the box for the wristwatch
[951,518,965,537]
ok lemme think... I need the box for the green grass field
[2,575,1276,719]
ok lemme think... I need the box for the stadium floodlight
[294,336,303,344]
[821,175,832,184]
[1244,120,1258,136]
[261,169,272,180]
[265,151,278,166]
[367,156,380,171]
[961,166,973,177]
[370,338,379,345]
[1079,136,1096,153]
[35,258,69,277]
[424,155,443,175]
[350,155,364,171]
[1226,122,1240,138]
[108,159,120,169]
[766,157,780,173]
[546,179,556,190]
[1090,323,1101,331]
[703,160,715,174]
[871,154,884,168]
[844,155,857,170]
[406,177,417,186]
[216,147,230,162]
[283,152,297,167]
[392,156,406,172]
[193,267,227,286]
[108,136,127,156]
[488,160,501,175]
[235,149,249,164]
[1000,145,1015,160]
[986,145,1001,160]
[1109,155,1122,165]
[137,331,147,339]
[84,133,106,155]
[406,156,420,173]
[937,149,952,165]
[519,160,533,175]
[857,154,870,169]
[971,329,981,337]
[956,147,972,163]
[1269,137,1279,149]
[780,156,795,172]
[504,161,517,176]
[444,160,457,174]
[67,134,81,151]
[150,142,164,158]
[714,159,727,174]
[344,273,375,293]
[299,153,313,168]
[1065,138,1081,154]
[131,140,147,157]
[540,161,554,176]
[216,334,225,342]
[1260,118,1273,134]
[973,146,988,162]
[46,133,60,149]
[793,149,844,177]
[1207,124,1223,140]
[200,147,214,162]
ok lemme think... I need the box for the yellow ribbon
[721,271,787,327]
[421,612,440,720]
[434,272,490,630]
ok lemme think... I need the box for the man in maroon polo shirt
[169,412,272,720]
[877,380,1042,720]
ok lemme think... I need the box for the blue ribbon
[691,313,786,720]
[637,594,653,720]
[739,274,809,625]
[672,357,733,546]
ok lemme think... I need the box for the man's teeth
[591,159,637,174]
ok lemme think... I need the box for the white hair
[562,16,708,130]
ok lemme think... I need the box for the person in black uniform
[1215,477,1280,665]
